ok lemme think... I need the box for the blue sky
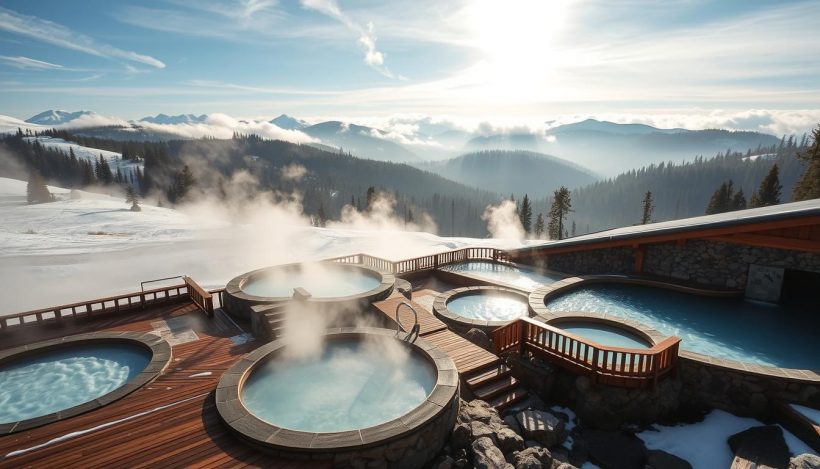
[1,0,819,134]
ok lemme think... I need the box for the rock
[516,410,567,448]
[462,399,498,424]
[496,426,525,454]
[646,449,692,469]
[432,455,455,469]
[728,425,790,469]
[472,436,513,469]
[471,421,498,445]
[790,453,820,469]
[465,328,493,350]
[451,422,472,450]
[504,414,522,434]
[512,446,553,468]
[585,430,647,469]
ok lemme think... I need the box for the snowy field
[0,177,528,315]
[23,136,144,179]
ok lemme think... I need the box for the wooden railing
[492,317,681,388]
[328,247,510,275]
[184,277,214,317]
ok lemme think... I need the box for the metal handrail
[395,301,420,342]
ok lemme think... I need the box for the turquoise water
[546,284,820,369]
[447,294,528,321]
[442,261,564,291]
[0,344,151,424]
[243,264,380,298]
[241,338,437,432]
[557,321,650,349]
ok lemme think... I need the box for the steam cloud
[481,199,525,240]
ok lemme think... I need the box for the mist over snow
[0,176,537,316]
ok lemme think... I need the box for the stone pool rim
[433,286,531,333]
[215,327,459,460]
[224,261,395,307]
[0,331,172,435]
[529,275,820,383]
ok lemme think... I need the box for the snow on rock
[637,410,816,469]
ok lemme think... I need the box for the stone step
[465,363,512,388]
[488,388,529,412]
[473,375,519,401]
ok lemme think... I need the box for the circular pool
[434,286,530,333]
[216,328,458,466]
[540,281,820,370]
[0,332,171,433]
[224,261,395,320]
[439,260,565,291]
[548,317,653,349]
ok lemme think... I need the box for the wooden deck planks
[0,302,329,469]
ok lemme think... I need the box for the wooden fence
[327,247,510,275]
[493,317,680,388]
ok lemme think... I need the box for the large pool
[546,284,820,369]
[442,261,564,291]
[242,263,381,298]
[241,338,437,433]
[447,294,529,321]
[0,344,151,424]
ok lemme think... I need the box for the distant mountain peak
[547,118,687,135]
[270,114,308,130]
[25,110,96,125]
[139,113,208,125]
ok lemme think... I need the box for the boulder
[471,420,498,445]
[790,453,820,469]
[461,399,498,424]
[465,328,493,350]
[516,410,567,448]
[496,426,525,454]
[512,446,553,469]
[450,422,472,450]
[432,455,455,469]
[472,436,513,469]
[585,430,647,469]
[646,449,692,469]
[728,425,790,469]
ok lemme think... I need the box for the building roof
[509,198,820,256]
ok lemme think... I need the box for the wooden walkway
[0,301,328,469]
[371,290,529,410]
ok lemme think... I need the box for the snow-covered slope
[25,110,97,126]
[270,114,308,130]
[24,136,144,178]
[0,114,45,134]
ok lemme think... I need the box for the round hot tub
[548,317,654,349]
[224,262,395,320]
[216,328,459,467]
[0,331,171,434]
[433,286,531,333]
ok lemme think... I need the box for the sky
[1,0,819,135]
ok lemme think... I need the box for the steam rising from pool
[241,337,436,432]
[242,263,380,298]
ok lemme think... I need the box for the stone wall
[643,240,820,289]
[536,240,820,290]
[543,247,633,276]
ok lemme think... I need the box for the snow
[24,136,144,175]
[637,410,816,468]
[0,114,45,134]
[0,176,531,315]
[791,403,820,426]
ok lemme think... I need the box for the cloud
[138,113,318,144]
[0,6,165,69]
[280,163,308,181]
[300,0,395,78]
[0,55,63,70]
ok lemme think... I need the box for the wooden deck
[0,301,328,469]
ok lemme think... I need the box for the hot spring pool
[241,338,437,433]
[555,321,650,349]
[242,264,381,298]
[442,261,563,291]
[546,283,820,369]
[446,294,529,321]
[0,343,151,424]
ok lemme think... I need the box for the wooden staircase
[464,361,529,412]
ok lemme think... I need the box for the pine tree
[706,180,735,214]
[26,170,51,204]
[317,202,327,227]
[640,191,654,224]
[750,164,782,208]
[571,221,577,237]
[547,186,572,240]
[793,125,820,201]
[125,185,141,212]
[366,186,376,210]
[731,188,747,211]
[168,165,195,204]
[534,213,545,239]
[519,194,532,234]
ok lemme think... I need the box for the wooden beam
[633,245,646,274]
